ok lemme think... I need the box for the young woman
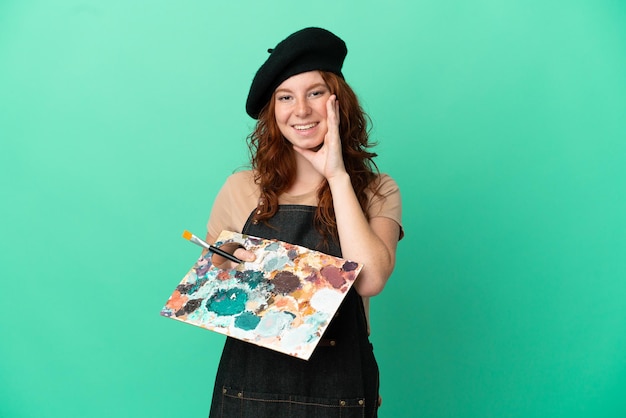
[205,27,403,418]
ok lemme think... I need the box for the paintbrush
[182,230,243,264]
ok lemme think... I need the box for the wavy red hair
[246,71,380,241]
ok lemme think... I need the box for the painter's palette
[161,231,362,360]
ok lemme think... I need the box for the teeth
[294,123,317,130]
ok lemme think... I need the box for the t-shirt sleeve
[367,174,404,239]
[206,171,259,240]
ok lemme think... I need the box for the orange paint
[166,290,188,311]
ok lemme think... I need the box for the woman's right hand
[206,239,256,270]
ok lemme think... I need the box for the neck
[285,151,324,195]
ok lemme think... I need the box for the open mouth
[293,122,318,131]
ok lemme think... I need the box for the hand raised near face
[292,94,347,180]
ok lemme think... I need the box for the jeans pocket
[219,386,366,418]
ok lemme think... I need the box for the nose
[294,99,311,117]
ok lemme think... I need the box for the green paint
[234,311,261,331]
[206,289,248,316]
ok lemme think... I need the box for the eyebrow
[275,83,328,95]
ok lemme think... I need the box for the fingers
[233,247,256,262]
[326,94,340,127]
[324,95,341,150]
[293,94,344,178]
[211,243,256,269]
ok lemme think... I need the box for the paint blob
[320,265,345,289]
[234,311,261,331]
[256,311,295,338]
[310,288,344,314]
[263,254,291,272]
[235,269,265,289]
[342,261,359,272]
[272,271,301,294]
[206,288,248,316]
[175,298,203,316]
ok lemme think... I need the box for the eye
[277,95,292,102]
[309,90,326,97]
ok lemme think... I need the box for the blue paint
[179,277,208,295]
[263,255,290,272]
[305,311,329,327]
[206,288,248,316]
[234,311,261,331]
[235,270,265,289]
[256,311,296,338]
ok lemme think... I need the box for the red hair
[246,71,379,241]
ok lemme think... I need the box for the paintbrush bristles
[182,230,193,240]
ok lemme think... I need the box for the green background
[1,1,625,417]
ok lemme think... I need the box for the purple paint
[320,266,345,289]
[342,261,359,272]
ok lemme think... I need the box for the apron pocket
[220,386,366,418]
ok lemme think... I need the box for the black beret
[245,27,348,119]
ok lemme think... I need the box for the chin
[288,137,324,150]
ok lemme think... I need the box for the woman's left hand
[292,94,347,180]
